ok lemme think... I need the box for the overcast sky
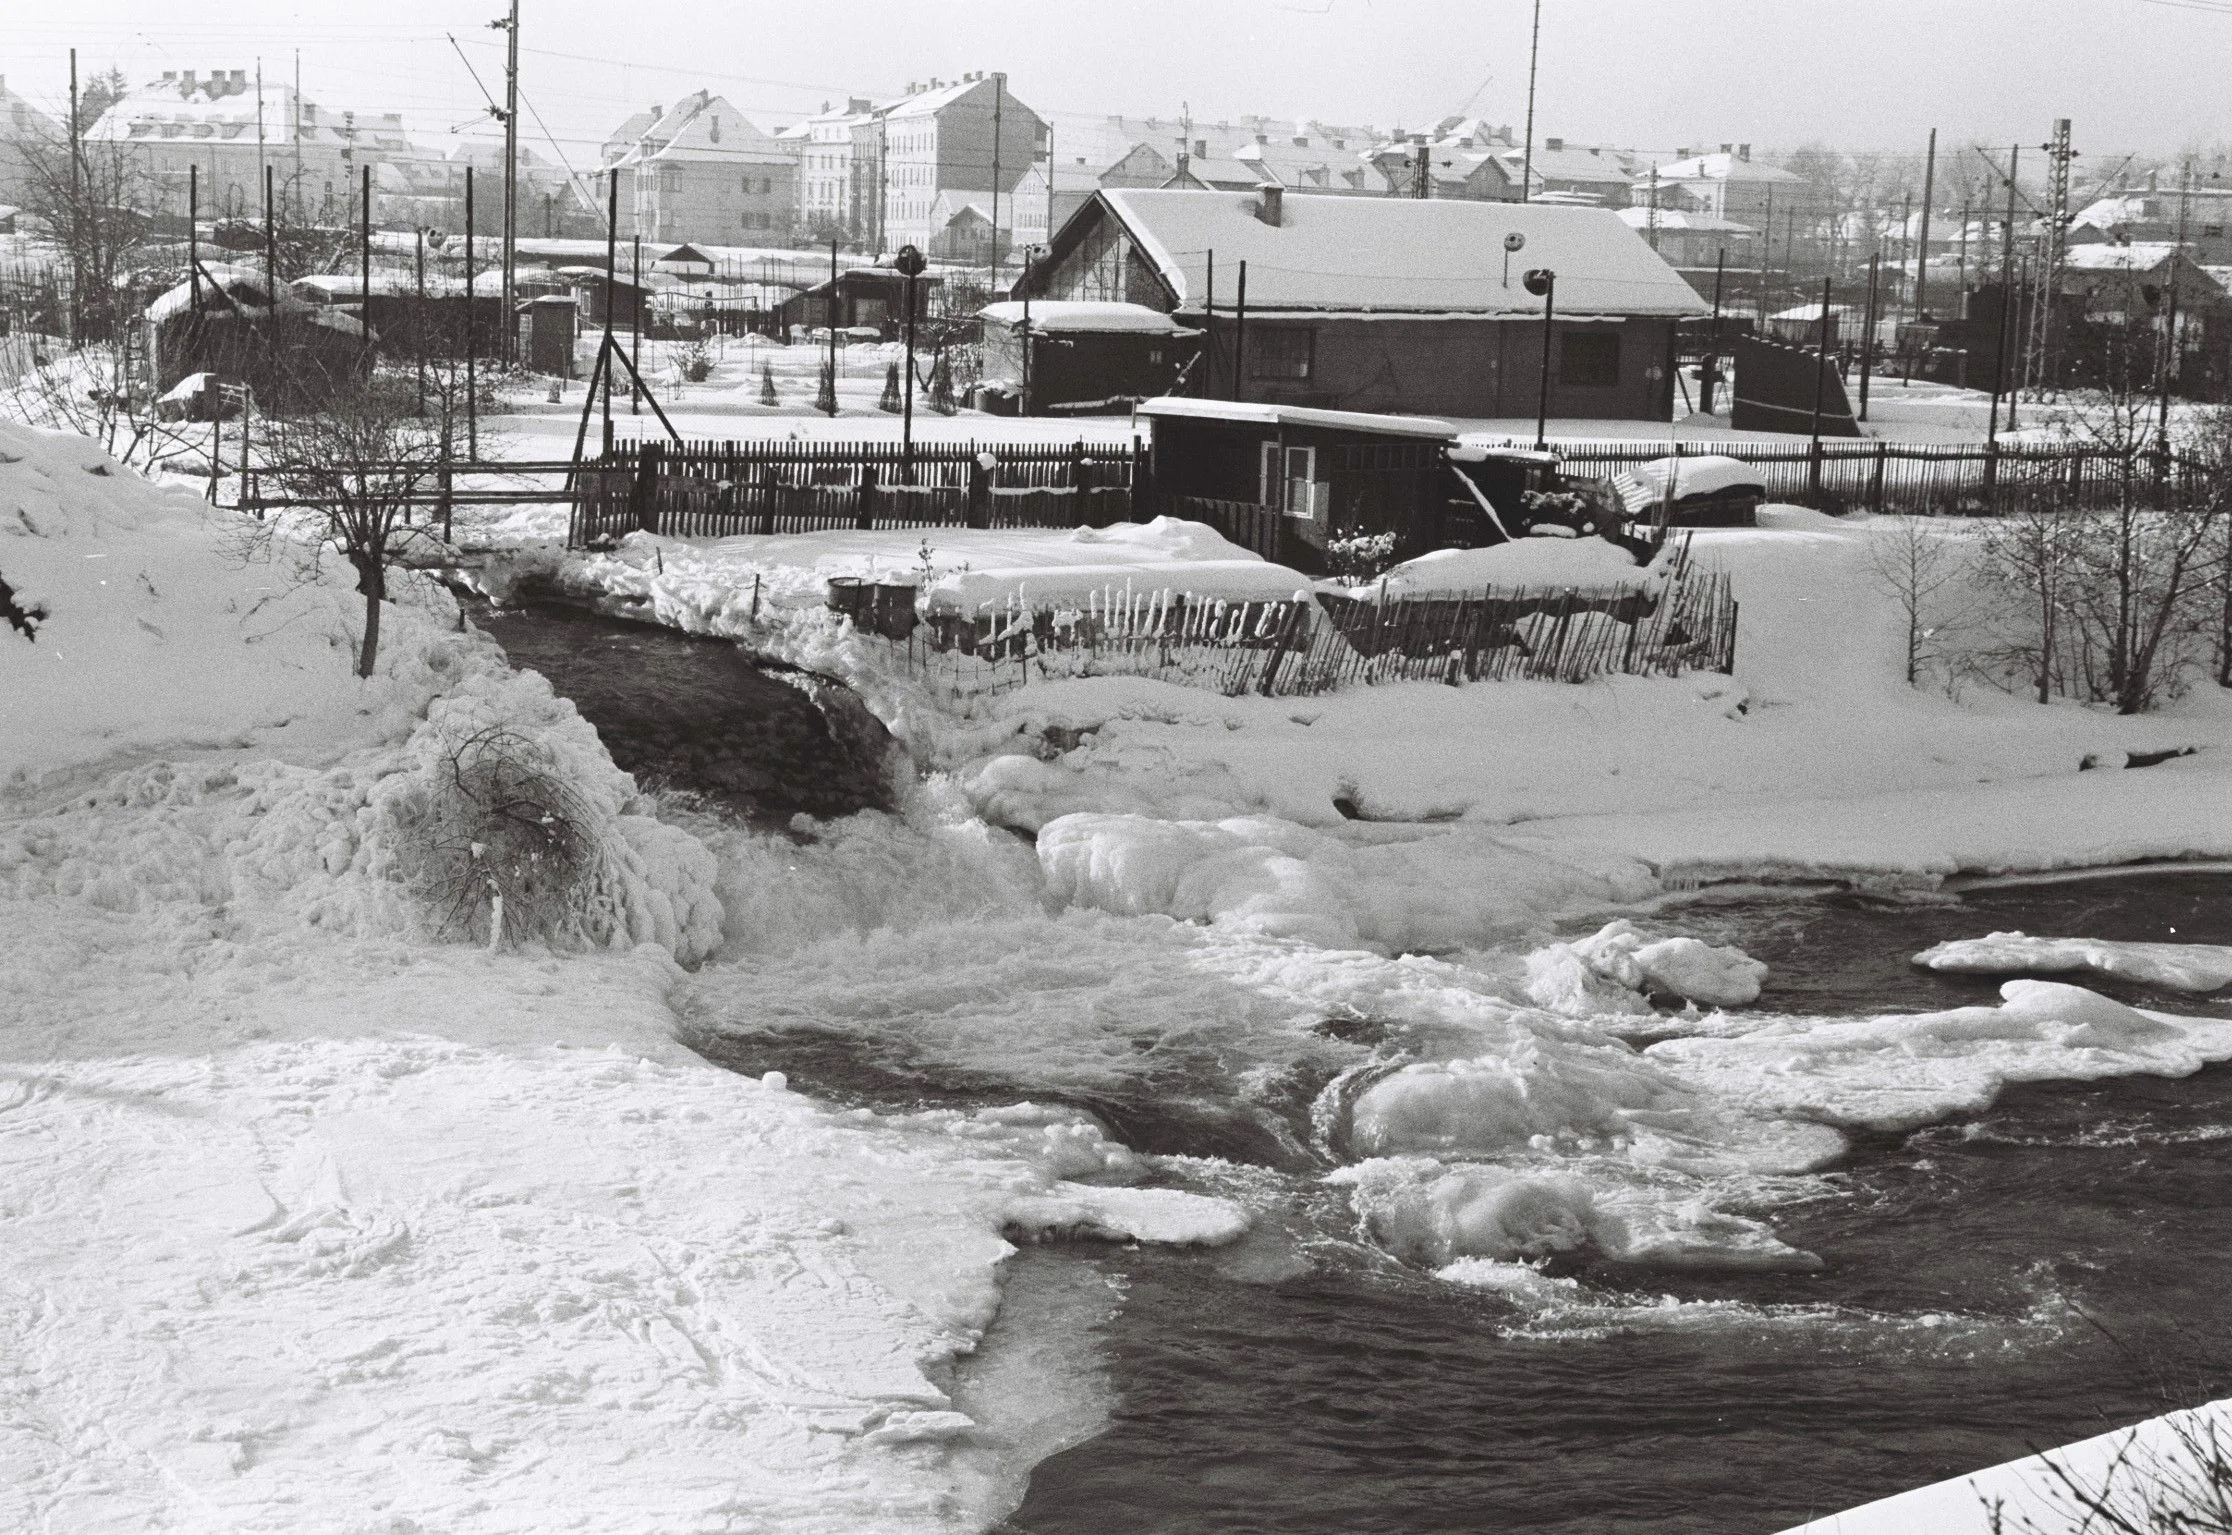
[8,0,2227,169]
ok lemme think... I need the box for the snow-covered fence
[1523,437,2184,517]
[1167,494,1292,566]
[873,549,1736,700]
[569,438,1139,546]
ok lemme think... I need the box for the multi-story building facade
[876,74,1045,258]
[0,75,63,209]
[780,98,875,244]
[82,69,423,224]
[609,91,799,247]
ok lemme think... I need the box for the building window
[1250,326,1314,380]
[2206,224,2226,238]
[1559,330,1620,388]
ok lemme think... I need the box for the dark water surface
[473,599,892,823]
[1006,877,2232,1535]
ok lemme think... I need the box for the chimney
[180,70,197,95]
[1255,184,1283,226]
[1738,143,1751,161]
[1720,142,1733,154]
[1194,138,1207,158]
[230,69,248,93]
[1544,136,1563,151]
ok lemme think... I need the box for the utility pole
[494,0,520,367]
[2032,119,2076,397]
[265,165,277,295]
[1914,128,1937,320]
[1520,0,1542,204]
[989,72,1005,293]
[1703,249,1725,414]
[1757,183,1774,324]
[67,48,80,347]
[293,52,303,221]
[631,234,642,415]
[1859,251,1880,421]
[256,61,267,214]
[2160,160,2192,447]
[2000,144,2021,432]
[465,165,478,458]
[361,165,373,366]
[1646,165,1659,250]
[1233,260,1249,404]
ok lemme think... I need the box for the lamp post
[1019,242,1047,416]
[893,242,926,479]
[1525,266,1557,451]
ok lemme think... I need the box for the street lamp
[1019,242,1047,416]
[893,242,926,477]
[1524,266,1557,452]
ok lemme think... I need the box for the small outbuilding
[775,266,946,335]
[977,300,1197,414]
[515,294,579,377]
[1140,396,1457,571]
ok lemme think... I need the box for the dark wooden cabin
[976,300,1197,414]
[1140,397,1457,572]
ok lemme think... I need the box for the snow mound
[1372,536,1650,597]
[0,420,367,783]
[1535,918,1770,1010]
[1914,930,2232,993]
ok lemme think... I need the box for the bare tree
[256,371,454,678]
[1867,516,1971,687]
[1976,337,2232,712]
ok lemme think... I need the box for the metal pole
[2002,145,2021,432]
[189,164,201,315]
[465,166,479,459]
[901,271,917,477]
[501,0,520,367]
[67,49,80,346]
[265,165,278,294]
[1020,251,1032,415]
[1859,252,1879,422]
[415,227,427,415]
[989,73,1004,294]
[1809,274,1831,450]
[1204,250,1216,396]
[1233,260,1248,403]
[1704,250,1724,415]
[1534,275,1556,452]
[361,165,373,365]
[1520,0,1542,205]
[1914,128,1937,320]
[826,236,839,416]
[631,235,642,415]
[602,170,618,455]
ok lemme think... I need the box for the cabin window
[1250,326,1314,380]
[1259,443,1321,518]
[1559,330,1621,388]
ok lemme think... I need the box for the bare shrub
[1866,515,1977,690]
[397,724,598,949]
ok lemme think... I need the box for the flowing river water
[481,599,2232,1535]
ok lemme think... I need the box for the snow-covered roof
[1098,189,1709,318]
[1617,207,1756,235]
[980,300,1188,334]
[1137,397,1456,440]
[2063,242,2183,273]
[1497,146,1636,187]
[1650,152,1804,186]
[1628,455,1766,500]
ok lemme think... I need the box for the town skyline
[8,0,2232,168]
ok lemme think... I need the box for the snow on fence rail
[1513,437,2209,517]
[569,438,1139,545]
[865,543,1735,700]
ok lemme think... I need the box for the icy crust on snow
[1915,930,2232,992]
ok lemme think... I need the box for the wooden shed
[516,294,579,377]
[1139,397,1457,572]
[977,300,1197,414]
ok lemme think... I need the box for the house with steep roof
[1024,185,1707,420]
[1490,140,1638,206]
[2067,182,2232,266]
[1637,147,1807,228]
[608,91,798,246]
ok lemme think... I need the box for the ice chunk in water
[1915,930,2232,993]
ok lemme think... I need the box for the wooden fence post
[628,440,663,536]
[1870,439,1888,515]
[857,462,879,530]
[967,455,990,529]
[1981,438,1998,513]
[439,459,454,545]
[1255,600,1311,696]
